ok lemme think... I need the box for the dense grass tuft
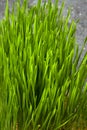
[0,0,87,129]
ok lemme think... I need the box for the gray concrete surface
[0,0,87,53]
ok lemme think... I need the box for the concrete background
[0,0,87,53]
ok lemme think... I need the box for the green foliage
[0,0,87,129]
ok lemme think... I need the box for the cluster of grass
[0,0,87,129]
